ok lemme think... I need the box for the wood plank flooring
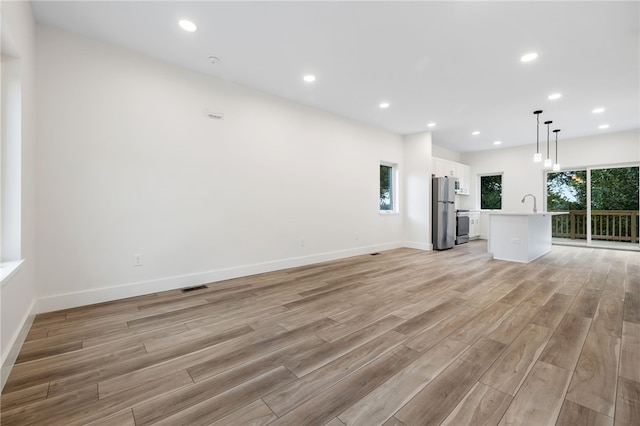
[2,241,640,425]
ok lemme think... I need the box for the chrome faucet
[521,194,537,213]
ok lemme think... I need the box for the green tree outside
[547,170,587,211]
[547,167,638,211]
[380,165,393,210]
[591,167,639,210]
[480,175,502,210]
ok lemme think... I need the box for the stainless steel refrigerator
[432,177,456,250]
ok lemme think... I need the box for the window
[1,34,25,281]
[380,163,397,212]
[480,174,502,210]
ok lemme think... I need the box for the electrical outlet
[300,238,305,247]
[355,233,359,240]
[133,254,143,266]
[511,238,521,245]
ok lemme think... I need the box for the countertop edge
[487,211,569,216]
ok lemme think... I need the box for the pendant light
[544,120,553,168]
[533,110,543,162]
[552,129,561,171]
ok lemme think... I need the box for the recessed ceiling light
[520,52,538,62]
[179,19,197,32]
[303,75,316,83]
[598,124,610,129]
[427,122,436,128]
[592,107,605,114]
[548,93,562,100]
[472,131,480,136]
[493,141,502,145]
[379,102,390,109]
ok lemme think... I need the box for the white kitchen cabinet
[448,162,457,178]
[432,157,470,195]
[451,161,460,179]
[455,163,470,195]
[469,211,481,239]
[432,158,449,178]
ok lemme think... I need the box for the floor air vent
[181,285,208,293]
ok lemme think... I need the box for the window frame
[379,162,399,214]
[478,173,503,211]
[1,51,24,283]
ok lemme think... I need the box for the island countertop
[487,211,569,216]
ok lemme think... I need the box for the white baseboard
[403,241,432,251]
[37,242,405,313]
[1,299,37,391]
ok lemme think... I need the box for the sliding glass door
[547,165,639,248]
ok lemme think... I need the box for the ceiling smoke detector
[208,56,221,64]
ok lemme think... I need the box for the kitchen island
[487,212,568,263]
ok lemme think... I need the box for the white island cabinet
[487,212,568,263]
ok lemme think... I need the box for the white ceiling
[32,1,639,152]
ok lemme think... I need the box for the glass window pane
[590,166,639,244]
[590,167,639,210]
[546,170,587,211]
[380,165,393,211]
[547,170,588,243]
[480,175,502,210]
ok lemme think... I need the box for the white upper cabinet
[432,157,470,195]
[433,158,448,178]
[459,163,470,195]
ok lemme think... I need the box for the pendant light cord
[554,129,560,163]
[544,120,553,160]
[534,110,543,154]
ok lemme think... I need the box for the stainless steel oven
[456,210,469,245]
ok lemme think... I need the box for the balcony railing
[551,210,639,243]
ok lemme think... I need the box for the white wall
[35,25,405,312]
[432,144,462,163]
[403,132,432,250]
[1,1,38,389]
[460,129,640,236]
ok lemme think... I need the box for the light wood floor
[2,241,639,425]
